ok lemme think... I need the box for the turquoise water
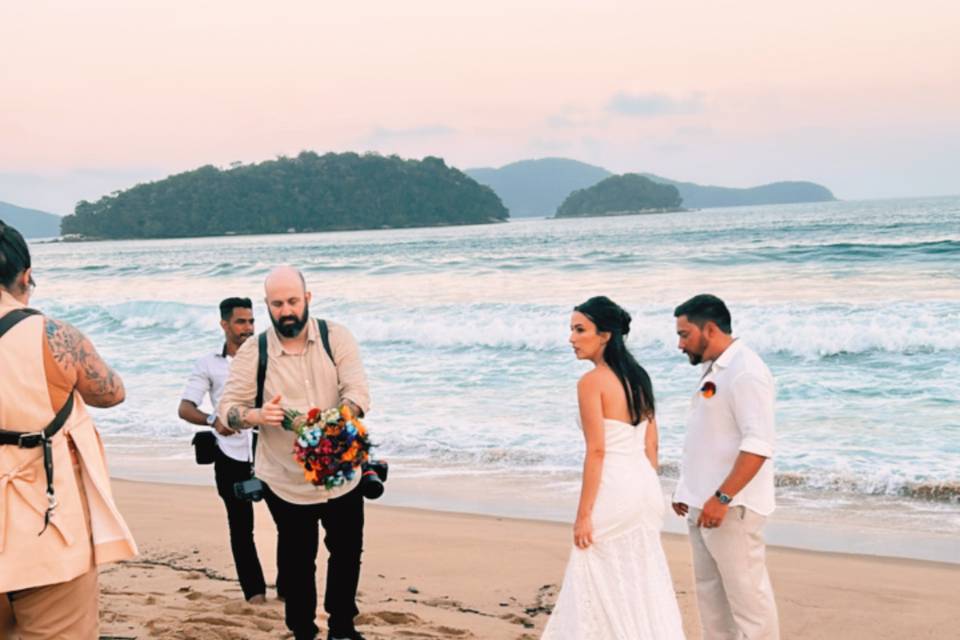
[27,196,960,555]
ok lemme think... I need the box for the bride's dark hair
[574,296,655,425]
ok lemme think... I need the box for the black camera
[233,477,265,502]
[360,460,389,500]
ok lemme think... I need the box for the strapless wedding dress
[541,419,685,639]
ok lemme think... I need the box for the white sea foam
[24,197,960,532]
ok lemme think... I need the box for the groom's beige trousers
[687,506,780,640]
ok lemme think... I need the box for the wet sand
[94,479,959,639]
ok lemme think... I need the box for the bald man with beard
[218,266,371,640]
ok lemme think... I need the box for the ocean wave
[43,300,216,336]
[695,239,960,266]
[35,298,960,360]
[371,448,960,504]
[351,302,960,359]
[772,473,960,504]
[738,304,960,358]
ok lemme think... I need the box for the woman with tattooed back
[0,220,137,639]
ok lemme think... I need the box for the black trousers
[264,482,364,640]
[213,447,267,600]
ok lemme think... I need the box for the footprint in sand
[357,611,473,638]
[357,611,423,626]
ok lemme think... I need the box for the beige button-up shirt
[218,318,370,505]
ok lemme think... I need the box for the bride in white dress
[542,296,685,640]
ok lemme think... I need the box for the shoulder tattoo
[46,318,121,398]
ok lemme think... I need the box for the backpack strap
[255,332,268,409]
[252,321,333,463]
[255,320,334,406]
[0,308,40,339]
[318,319,333,363]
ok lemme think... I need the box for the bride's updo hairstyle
[574,296,655,425]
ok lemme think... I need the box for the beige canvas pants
[1,458,99,640]
[688,506,780,640]
[2,567,98,640]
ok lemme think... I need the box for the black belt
[0,307,77,535]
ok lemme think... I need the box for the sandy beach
[86,479,960,640]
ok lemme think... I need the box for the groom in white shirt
[671,294,780,640]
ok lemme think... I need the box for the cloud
[607,92,705,117]
[527,137,570,153]
[654,142,687,154]
[675,125,713,137]
[546,106,596,129]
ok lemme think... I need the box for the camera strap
[252,319,334,464]
[0,308,77,536]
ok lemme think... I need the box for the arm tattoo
[227,406,244,430]
[46,318,123,401]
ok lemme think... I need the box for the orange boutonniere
[700,381,717,398]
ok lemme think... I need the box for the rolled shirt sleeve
[217,334,259,426]
[181,358,211,406]
[329,323,370,415]
[731,371,776,458]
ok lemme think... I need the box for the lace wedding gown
[541,419,685,639]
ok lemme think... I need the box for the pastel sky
[2,0,958,213]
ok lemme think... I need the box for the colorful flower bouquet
[282,404,372,489]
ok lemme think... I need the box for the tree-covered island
[555,174,683,218]
[60,152,509,239]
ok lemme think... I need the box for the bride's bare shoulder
[578,366,619,390]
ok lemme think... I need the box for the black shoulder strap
[0,308,41,339]
[255,331,268,409]
[255,320,334,408]
[318,319,333,363]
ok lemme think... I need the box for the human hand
[671,502,689,517]
[696,496,729,528]
[259,394,284,428]
[574,514,594,549]
[213,418,236,436]
[342,399,362,418]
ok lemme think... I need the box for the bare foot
[247,594,267,605]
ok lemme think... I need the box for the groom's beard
[684,336,708,365]
[271,304,310,338]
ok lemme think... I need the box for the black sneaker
[327,631,366,640]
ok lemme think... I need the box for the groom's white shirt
[674,339,777,516]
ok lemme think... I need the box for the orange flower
[343,441,360,462]
[700,381,717,398]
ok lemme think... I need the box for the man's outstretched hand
[259,394,284,428]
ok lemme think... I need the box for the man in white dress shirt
[671,294,780,640]
[178,297,267,604]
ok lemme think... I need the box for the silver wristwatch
[714,490,733,505]
[205,413,217,426]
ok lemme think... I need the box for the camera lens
[360,470,385,499]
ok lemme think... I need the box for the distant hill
[467,158,835,215]
[61,152,508,239]
[641,173,835,208]
[556,174,682,218]
[466,158,613,217]
[0,201,62,238]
